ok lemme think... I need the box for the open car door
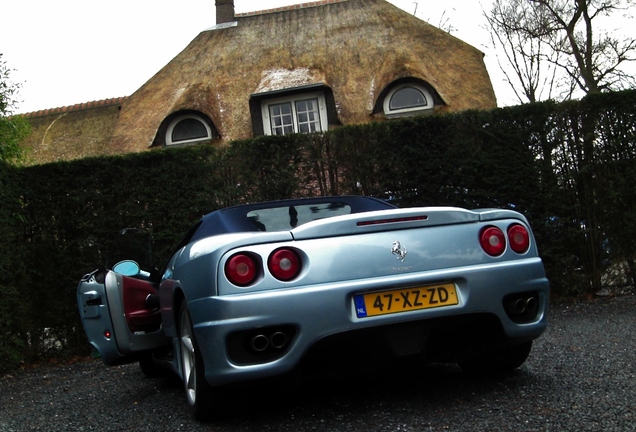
[77,264,168,365]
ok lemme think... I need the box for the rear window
[246,202,351,231]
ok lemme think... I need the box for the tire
[178,302,217,421]
[458,341,533,375]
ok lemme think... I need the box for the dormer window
[372,79,442,119]
[383,83,434,117]
[249,84,340,137]
[166,115,213,145]
[261,92,328,136]
[389,87,428,110]
[152,111,218,148]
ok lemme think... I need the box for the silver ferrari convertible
[77,195,549,420]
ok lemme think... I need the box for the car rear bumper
[189,257,549,386]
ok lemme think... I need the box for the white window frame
[261,92,328,136]
[166,114,212,146]
[383,83,434,117]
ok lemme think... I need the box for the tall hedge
[1,90,634,371]
[0,162,29,368]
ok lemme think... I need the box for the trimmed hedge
[1,90,635,371]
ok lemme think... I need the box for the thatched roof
[110,0,496,153]
[20,98,125,165]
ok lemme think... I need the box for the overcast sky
[2,0,510,114]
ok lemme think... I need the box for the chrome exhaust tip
[250,334,269,352]
[269,332,288,349]
[525,296,538,314]
[514,298,528,314]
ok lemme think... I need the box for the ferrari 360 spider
[77,195,549,420]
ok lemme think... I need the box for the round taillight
[268,248,301,281]
[480,226,506,256]
[508,224,530,254]
[225,253,258,286]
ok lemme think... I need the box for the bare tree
[485,0,558,102]
[486,0,636,103]
[486,1,636,293]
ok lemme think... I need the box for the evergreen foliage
[0,54,30,164]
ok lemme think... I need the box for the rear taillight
[268,248,301,281]
[480,226,506,256]
[225,253,259,286]
[508,224,530,254]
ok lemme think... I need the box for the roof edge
[21,97,127,119]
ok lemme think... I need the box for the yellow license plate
[354,283,458,318]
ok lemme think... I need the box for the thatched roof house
[21,0,496,164]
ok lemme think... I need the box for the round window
[166,115,212,145]
[383,83,434,117]
[389,87,428,110]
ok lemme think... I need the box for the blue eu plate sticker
[354,295,368,318]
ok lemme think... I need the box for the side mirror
[112,260,141,277]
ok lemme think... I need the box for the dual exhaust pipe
[511,296,538,315]
[503,292,540,323]
[250,331,289,352]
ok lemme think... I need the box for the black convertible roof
[179,196,395,247]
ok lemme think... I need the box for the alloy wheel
[179,304,197,406]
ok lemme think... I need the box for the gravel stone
[1,294,635,431]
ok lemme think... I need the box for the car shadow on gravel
[198,358,539,424]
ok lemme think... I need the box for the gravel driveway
[2,294,635,431]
